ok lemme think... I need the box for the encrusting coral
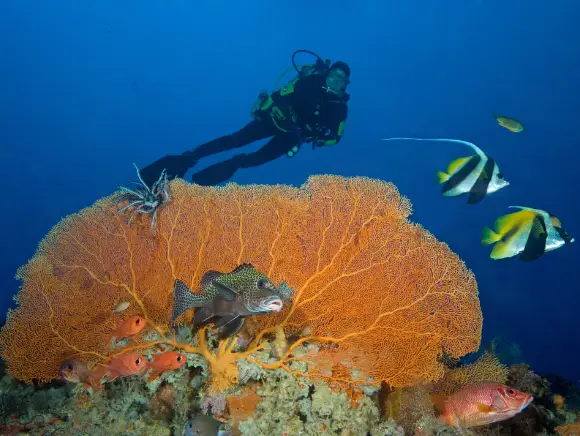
[0,175,482,394]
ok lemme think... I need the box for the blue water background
[1,0,578,383]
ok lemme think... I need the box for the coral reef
[0,175,481,395]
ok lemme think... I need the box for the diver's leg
[185,119,276,160]
[139,119,275,187]
[190,134,297,186]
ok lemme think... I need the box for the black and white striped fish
[381,137,509,204]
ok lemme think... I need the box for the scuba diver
[139,50,351,187]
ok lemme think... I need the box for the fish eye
[135,358,141,365]
[507,388,515,395]
[177,355,183,362]
[257,279,266,289]
[135,318,141,324]
[67,364,74,371]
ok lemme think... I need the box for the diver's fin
[172,279,209,322]
[193,307,214,324]
[139,154,198,188]
[213,282,239,301]
[447,156,472,174]
[436,171,450,184]
[481,227,502,245]
[218,317,245,339]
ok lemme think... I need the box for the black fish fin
[231,263,254,273]
[519,216,547,261]
[218,317,245,339]
[467,189,486,204]
[193,307,214,324]
[172,279,208,321]
[214,314,239,329]
[200,270,223,291]
[214,282,238,301]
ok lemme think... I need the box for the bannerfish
[494,114,524,132]
[382,137,509,204]
[185,415,231,436]
[434,382,533,428]
[172,263,290,338]
[482,206,574,261]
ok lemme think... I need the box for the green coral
[236,367,404,436]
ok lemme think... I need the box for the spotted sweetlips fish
[172,263,293,338]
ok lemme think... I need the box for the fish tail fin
[172,279,208,322]
[436,171,450,184]
[481,227,502,245]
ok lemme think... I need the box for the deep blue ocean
[1,0,578,385]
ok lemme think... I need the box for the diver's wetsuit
[187,71,349,186]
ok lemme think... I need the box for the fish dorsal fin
[231,263,254,273]
[381,137,486,157]
[447,156,472,174]
[200,270,223,291]
[476,402,493,413]
[213,282,239,301]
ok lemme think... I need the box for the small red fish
[146,351,187,381]
[98,353,147,383]
[107,315,146,347]
[435,381,533,428]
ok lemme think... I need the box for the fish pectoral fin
[446,156,472,174]
[213,314,240,329]
[475,402,494,413]
[218,317,245,339]
[213,282,239,300]
[193,307,214,324]
[436,171,450,184]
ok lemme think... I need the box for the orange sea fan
[0,175,482,389]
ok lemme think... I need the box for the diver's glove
[312,140,326,150]
[139,153,199,187]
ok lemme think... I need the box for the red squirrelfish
[435,381,533,428]
[107,315,146,347]
[98,353,147,383]
[146,351,187,381]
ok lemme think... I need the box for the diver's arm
[317,105,348,147]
